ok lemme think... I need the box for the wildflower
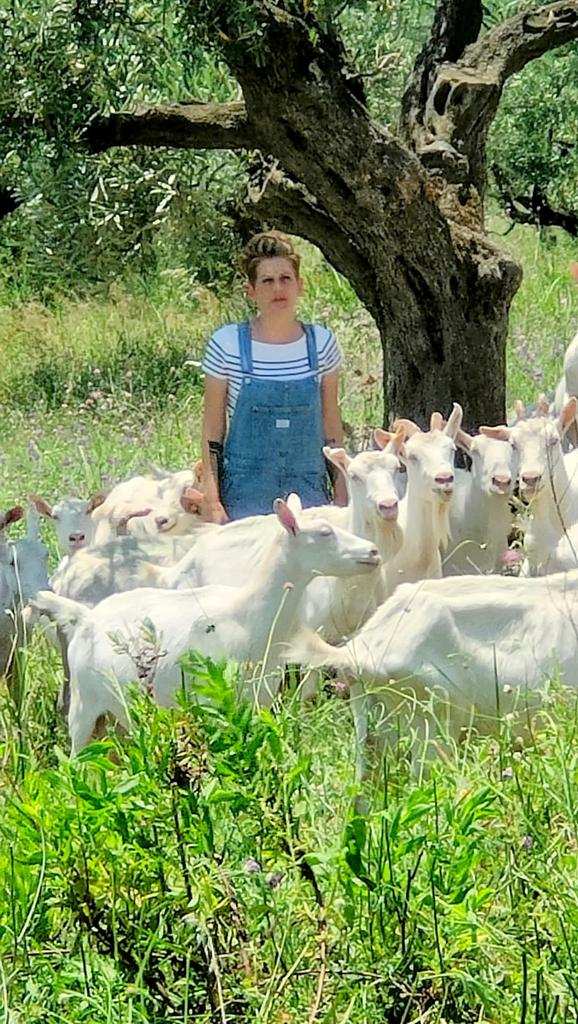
[501,766,513,780]
[245,858,261,875]
[266,871,284,890]
[521,835,534,850]
[331,679,350,699]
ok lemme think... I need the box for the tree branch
[462,0,578,79]
[492,166,578,237]
[414,1,578,196]
[400,0,484,134]
[84,100,255,153]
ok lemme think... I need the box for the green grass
[3,657,578,1022]
[0,218,577,1020]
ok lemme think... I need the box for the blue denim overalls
[221,322,330,519]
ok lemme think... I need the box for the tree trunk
[377,258,520,429]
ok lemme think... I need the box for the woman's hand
[202,500,229,525]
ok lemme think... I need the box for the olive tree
[21,2,578,422]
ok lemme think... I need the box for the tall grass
[3,655,578,1022]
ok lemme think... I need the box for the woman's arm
[201,375,229,523]
[320,370,348,506]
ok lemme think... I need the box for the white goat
[0,506,50,679]
[481,398,578,575]
[31,493,107,554]
[50,532,205,607]
[51,445,403,619]
[443,430,519,575]
[291,570,578,774]
[553,333,578,434]
[294,439,405,642]
[34,498,381,752]
[375,404,462,594]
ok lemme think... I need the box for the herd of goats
[3,329,578,773]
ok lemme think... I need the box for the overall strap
[303,323,319,373]
[238,322,253,375]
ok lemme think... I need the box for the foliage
[0,0,576,298]
[489,45,578,221]
[0,0,244,292]
[4,644,578,1021]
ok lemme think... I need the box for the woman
[201,230,347,521]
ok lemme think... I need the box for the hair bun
[241,230,300,282]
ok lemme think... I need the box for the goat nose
[155,516,170,529]
[69,532,85,543]
[522,473,541,486]
[435,473,454,485]
[493,475,511,486]
[378,498,398,520]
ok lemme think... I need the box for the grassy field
[0,220,578,1022]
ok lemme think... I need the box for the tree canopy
[1,0,577,422]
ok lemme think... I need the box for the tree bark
[83,0,578,428]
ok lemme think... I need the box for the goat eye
[319,525,332,537]
[349,472,361,483]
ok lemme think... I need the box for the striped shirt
[202,322,342,418]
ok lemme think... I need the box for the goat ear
[388,426,405,455]
[443,403,463,439]
[392,417,421,439]
[537,394,550,416]
[323,447,351,474]
[430,411,443,431]
[373,428,389,450]
[274,498,300,536]
[513,400,526,422]
[479,425,511,441]
[0,506,24,531]
[286,493,303,517]
[88,491,108,513]
[455,428,473,452]
[559,397,578,437]
[29,495,53,518]
[116,508,152,534]
[181,487,204,514]
[375,427,404,455]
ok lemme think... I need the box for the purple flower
[244,858,261,875]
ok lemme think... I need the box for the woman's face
[246,257,303,315]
